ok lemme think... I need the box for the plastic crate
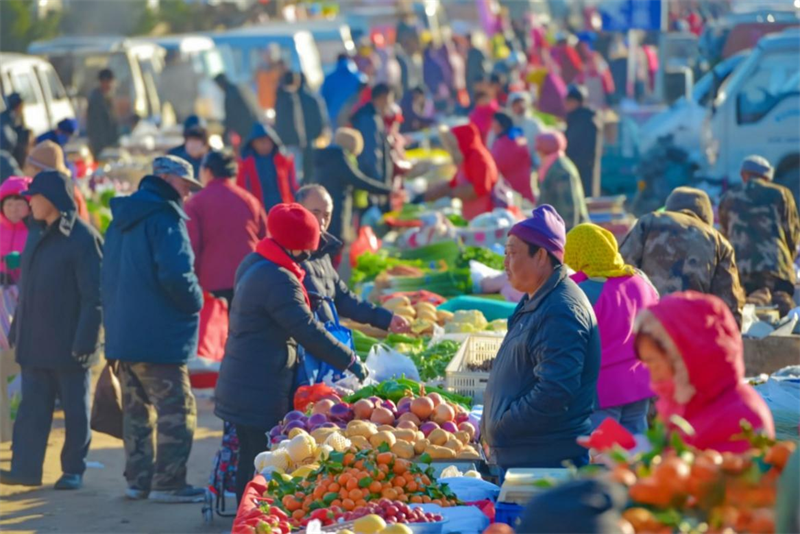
[445,334,505,403]
[495,502,524,527]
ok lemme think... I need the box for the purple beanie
[508,205,566,262]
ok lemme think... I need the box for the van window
[736,50,800,125]
[39,66,68,100]
[294,33,323,90]
[11,70,42,105]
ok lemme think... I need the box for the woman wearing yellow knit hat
[564,223,660,434]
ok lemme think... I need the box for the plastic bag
[90,363,123,439]
[365,344,420,382]
[755,366,800,440]
[439,477,501,502]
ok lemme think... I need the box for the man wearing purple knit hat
[481,205,601,469]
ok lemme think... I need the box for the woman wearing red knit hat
[214,203,369,504]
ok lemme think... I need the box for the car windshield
[49,52,134,101]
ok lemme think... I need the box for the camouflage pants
[118,362,197,491]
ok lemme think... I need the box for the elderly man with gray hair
[719,155,800,312]
[102,155,205,503]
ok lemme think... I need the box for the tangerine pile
[609,441,796,534]
[264,447,458,529]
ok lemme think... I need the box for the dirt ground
[0,390,235,534]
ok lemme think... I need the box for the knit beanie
[334,128,364,157]
[509,204,567,262]
[268,203,320,251]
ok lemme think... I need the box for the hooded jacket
[449,124,498,221]
[274,78,327,149]
[482,264,601,468]
[313,144,393,242]
[491,131,535,204]
[636,291,774,452]
[236,123,298,212]
[11,172,102,370]
[322,58,364,124]
[468,100,499,143]
[620,188,745,324]
[102,176,203,364]
[0,176,30,282]
[301,232,393,329]
[351,102,393,185]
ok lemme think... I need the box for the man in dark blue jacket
[166,115,209,179]
[321,54,365,124]
[102,155,205,503]
[482,205,600,469]
[351,83,395,187]
[1,171,102,491]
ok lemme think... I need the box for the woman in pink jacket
[635,291,775,453]
[0,176,31,284]
[564,223,659,434]
[490,111,535,204]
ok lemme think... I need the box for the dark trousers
[119,362,197,492]
[11,366,91,480]
[235,424,268,504]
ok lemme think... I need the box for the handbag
[90,362,123,439]
[296,295,355,387]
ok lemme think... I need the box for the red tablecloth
[231,475,269,534]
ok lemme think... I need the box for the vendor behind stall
[214,203,369,503]
[482,205,601,469]
[634,291,774,453]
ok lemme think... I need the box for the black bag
[90,362,123,439]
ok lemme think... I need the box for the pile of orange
[610,441,796,534]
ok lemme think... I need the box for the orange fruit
[721,452,750,475]
[609,465,637,487]
[747,508,776,534]
[406,481,418,492]
[411,495,423,504]
[393,459,410,475]
[393,477,406,488]
[346,478,359,491]
[292,509,305,520]
[622,508,662,533]
[629,477,674,508]
[328,482,340,492]
[369,481,382,493]
[343,453,355,466]
[356,499,368,507]
[381,488,398,500]
[348,489,363,501]
[342,498,355,511]
[652,456,690,494]
[377,452,394,465]
[764,441,796,471]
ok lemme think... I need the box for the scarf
[652,379,686,422]
[564,223,636,279]
[256,238,311,308]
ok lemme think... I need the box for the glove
[347,358,369,382]
[72,352,93,366]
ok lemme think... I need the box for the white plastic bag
[365,344,420,382]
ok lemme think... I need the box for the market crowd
[0,10,797,525]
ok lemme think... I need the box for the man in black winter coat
[313,127,394,244]
[1,171,102,491]
[86,69,120,158]
[564,84,603,198]
[351,83,395,187]
[214,73,261,146]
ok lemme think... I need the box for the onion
[398,412,421,426]
[271,434,287,444]
[381,399,397,413]
[396,404,410,416]
[321,394,342,404]
[458,422,476,440]
[308,413,328,428]
[419,422,440,437]
[410,397,434,420]
[352,399,374,420]
[335,421,347,429]
[455,412,470,424]
[329,403,354,422]
[370,406,395,426]
[311,399,335,416]
[283,410,305,424]
[367,396,382,405]
[397,420,418,431]
[269,425,284,438]
[432,403,455,425]
[427,393,444,407]
[397,397,413,411]
[441,421,458,433]
[284,420,306,432]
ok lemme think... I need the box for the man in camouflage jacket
[718,155,800,298]
[620,187,745,324]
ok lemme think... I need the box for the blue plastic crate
[495,502,524,528]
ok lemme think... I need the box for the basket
[445,334,505,403]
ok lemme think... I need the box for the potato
[385,296,411,309]
[393,429,418,443]
[377,425,396,433]
[349,435,371,450]
[456,446,481,460]
[369,430,396,448]
[413,438,430,455]
[436,310,454,323]
[391,441,415,460]
[415,302,437,314]
[444,437,464,452]
[454,431,472,446]
[394,306,416,318]
[310,427,338,444]
[424,444,456,460]
[428,428,450,446]
[345,420,377,439]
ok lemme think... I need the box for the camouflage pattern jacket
[538,155,590,231]
[718,178,800,286]
[619,209,745,324]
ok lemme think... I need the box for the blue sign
[600,0,662,32]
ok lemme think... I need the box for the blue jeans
[590,398,650,435]
[11,366,91,480]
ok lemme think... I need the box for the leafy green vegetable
[349,251,429,286]
[408,340,461,381]
[456,246,505,271]
[343,377,472,408]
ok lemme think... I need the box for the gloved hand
[72,352,93,366]
[348,358,369,382]
[4,252,21,270]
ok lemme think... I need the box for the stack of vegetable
[344,378,471,407]
[383,296,454,336]
[350,252,432,286]
[455,246,505,271]
[408,340,461,382]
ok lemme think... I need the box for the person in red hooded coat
[634,291,774,453]
[423,123,498,220]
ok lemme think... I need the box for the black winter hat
[22,170,76,214]
[202,149,238,179]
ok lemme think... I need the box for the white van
[0,53,75,137]
[702,28,800,201]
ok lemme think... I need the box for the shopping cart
[202,421,239,523]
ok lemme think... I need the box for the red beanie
[267,203,320,251]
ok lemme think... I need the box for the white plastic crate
[445,334,504,403]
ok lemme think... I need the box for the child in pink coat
[0,177,31,284]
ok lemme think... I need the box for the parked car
[0,53,75,137]
[28,36,166,131]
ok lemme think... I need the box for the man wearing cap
[87,68,119,158]
[37,117,79,151]
[312,127,393,244]
[1,170,102,491]
[215,203,368,503]
[564,84,603,198]
[482,205,601,469]
[620,187,745,324]
[102,155,205,503]
[23,140,90,222]
[719,156,800,308]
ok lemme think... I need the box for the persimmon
[393,459,410,475]
[652,456,690,494]
[764,441,796,471]
[622,508,662,533]
[376,452,394,465]
[629,477,674,508]
[342,498,355,511]
[381,488,398,500]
